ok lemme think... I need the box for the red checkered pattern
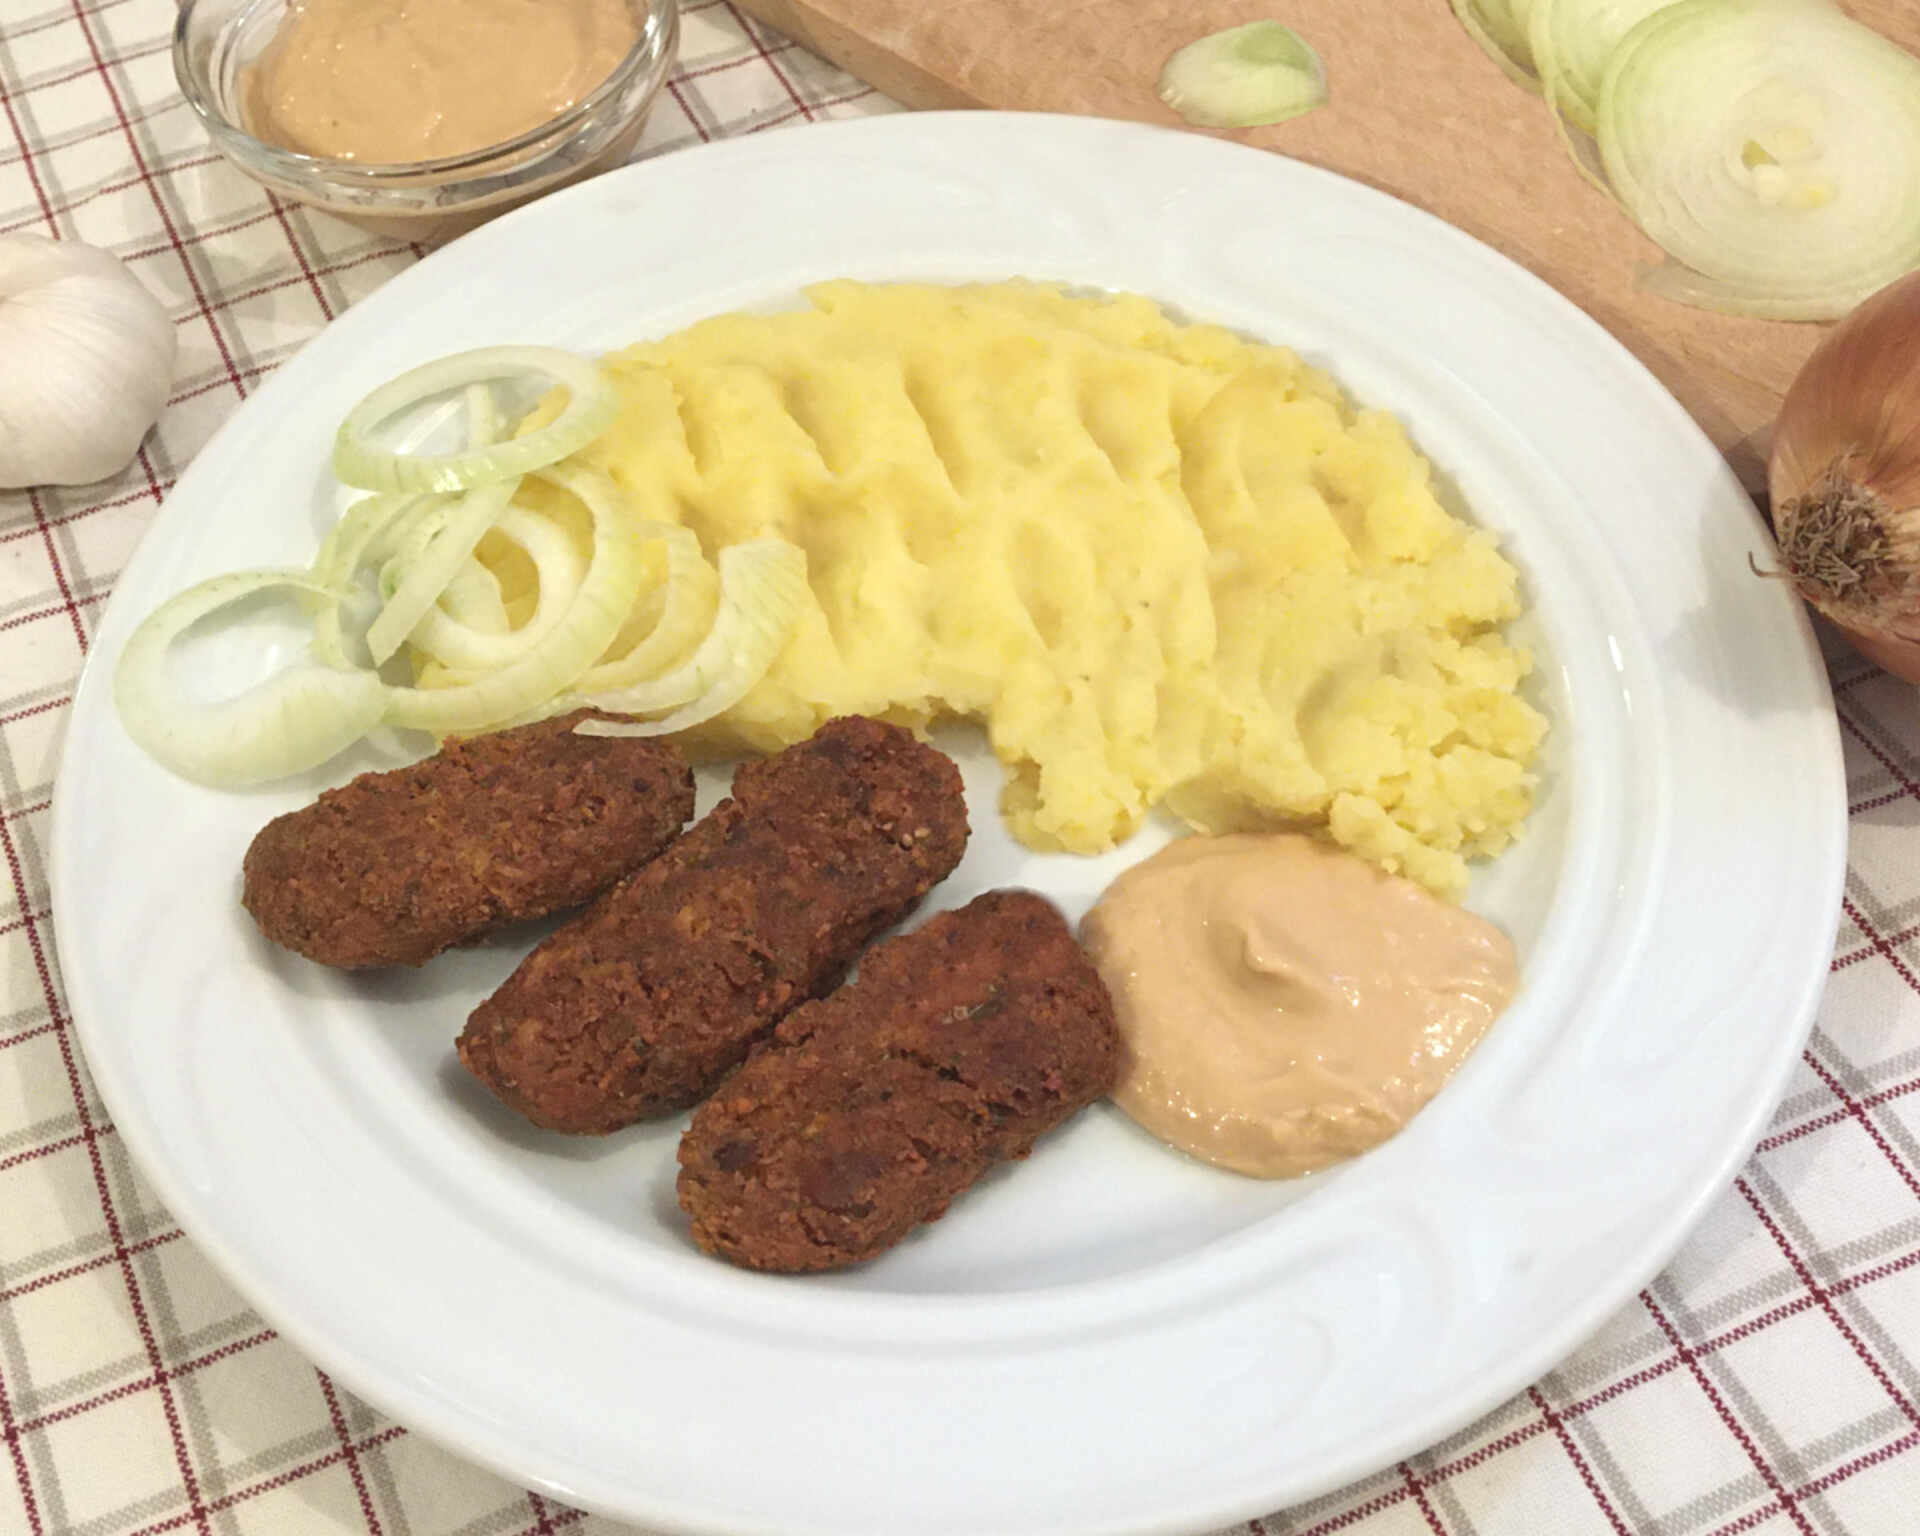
[2,3,1917,1532]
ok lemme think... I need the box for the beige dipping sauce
[1081,834,1517,1179]
[244,0,639,163]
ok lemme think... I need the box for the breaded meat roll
[677,889,1120,1272]
[242,711,694,969]
[459,716,969,1131]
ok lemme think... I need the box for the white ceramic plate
[52,114,1846,1536]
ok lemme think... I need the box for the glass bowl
[173,0,680,243]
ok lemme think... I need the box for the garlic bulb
[1768,270,1920,682]
[0,234,177,490]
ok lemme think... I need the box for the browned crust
[676,889,1120,1272]
[241,712,695,969]
[457,716,970,1133]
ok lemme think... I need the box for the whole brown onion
[1769,270,1920,681]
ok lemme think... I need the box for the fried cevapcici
[241,710,695,969]
[676,889,1121,1272]
[457,716,969,1132]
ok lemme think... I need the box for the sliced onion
[363,493,454,576]
[1451,0,1542,88]
[1531,0,1680,137]
[1533,31,1616,191]
[1527,0,1633,192]
[438,558,510,635]
[464,381,501,451]
[311,493,424,589]
[577,538,808,737]
[118,343,817,783]
[571,520,719,693]
[382,467,647,734]
[331,346,618,494]
[376,499,459,603]
[406,505,587,671]
[364,478,519,664]
[1157,22,1328,129]
[1634,257,1884,320]
[113,570,388,787]
[310,494,432,670]
[1597,0,1920,321]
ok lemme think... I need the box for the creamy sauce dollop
[244,0,639,163]
[1080,833,1517,1178]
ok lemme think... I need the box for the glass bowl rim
[172,0,679,183]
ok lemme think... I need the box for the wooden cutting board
[733,0,1918,488]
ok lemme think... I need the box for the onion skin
[1769,270,1920,681]
[1826,619,1920,684]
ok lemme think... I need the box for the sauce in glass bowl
[173,0,678,242]
[242,0,640,164]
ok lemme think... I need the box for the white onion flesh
[571,519,718,693]
[578,539,809,736]
[405,505,587,672]
[377,500,458,603]
[1452,0,1543,86]
[116,345,816,786]
[1157,22,1328,129]
[113,570,389,787]
[311,494,427,670]
[1597,0,1920,320]
[1532,0,1681,136]
[364,478,519,665]
[312,493,425,590]
[464,381,501,451]
[332,346,618,493]
[438,558,511,635]
[382,467,647,734]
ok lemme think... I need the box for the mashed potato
[561,281,1547,896]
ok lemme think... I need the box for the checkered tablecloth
[3,3,1918,1533]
